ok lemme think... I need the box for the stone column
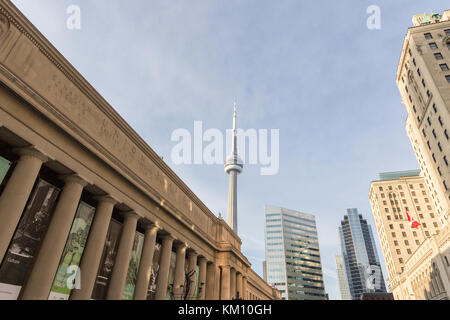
[230,268,236,299]
[21,174,87,300]
[242,276,248,300]
[186,251,198,300]
[155,235,174,300]
[133,224,159,300]
[215,265,221,300]
[205,262,216,300]
[172,243,187,300]
[106,212,139,300]
[236,273,243,300]
[0,147,48,263]
[220,265,231,300]
[70,195,117,300]
[197,257,207,300]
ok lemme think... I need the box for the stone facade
[0,0,280,300]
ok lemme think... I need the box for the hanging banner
[48,201,96,300]
[166,251,176,300]
[91,219,122,300]
[122,231,144,300]
[146,242,161,300]
[0,156,11,185]
[0,179,60,300]
[193,265,199,300]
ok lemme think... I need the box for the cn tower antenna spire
[225,98,243,234]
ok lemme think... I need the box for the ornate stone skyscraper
[224,100,243,233]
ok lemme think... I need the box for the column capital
[141,221,159,232]
[60,174,89,187]
[122,211,140,221]
[188,249,198,258]
[174,241,188,249]
[13,146,51,163]
[94,195,118,205]
[161,234,175,242]
[198,256,207,263]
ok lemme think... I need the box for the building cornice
[0,0,226,248]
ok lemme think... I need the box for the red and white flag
[406,211,421,229]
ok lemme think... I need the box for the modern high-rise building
[396,11,450,227]
[264,205,326,300]
[335,254,351,300]
[338,208,387,300]
[369,171,442,284]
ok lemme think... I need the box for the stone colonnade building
[0,0,280,300]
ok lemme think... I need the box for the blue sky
[11,0,450,299]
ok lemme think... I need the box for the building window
[438,116,443,126]
[445,256,450,267]
[432,153,436,162]
[415,240,420,245]
[446,75,450,83]
[422,129,426,137]
[445,130,449,140]
[424,33,433,39]
[422,79,426,87]
[396,249,401,255]
[407,249,412,254]
[434,53,444,60]
[444,181,448,191]
[445,29,450,36]
[427,141,431,150]
[429,42,438,49]
[417,68,421,76]
[389,224,394,230]
[427,117,431,125]
[440,63,449,71]
[444,156,448,166]
[438,142,442,151]
[438,167,442,176]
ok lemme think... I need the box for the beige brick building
[368,10,450,300]
[397,11,450,226]
[369,172,443,283]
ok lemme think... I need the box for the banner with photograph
[166,251,176,300]
[146,242,161,300]
[0,156,11,186]
[48,201,96,300]
[193,265,199,300]
[122,231,144,300]
[0,179,60,300]
[91,219,122,300]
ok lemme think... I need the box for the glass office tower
[338,208,387,300]
[264,205,326,300]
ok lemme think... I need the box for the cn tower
[224,99,243,233]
